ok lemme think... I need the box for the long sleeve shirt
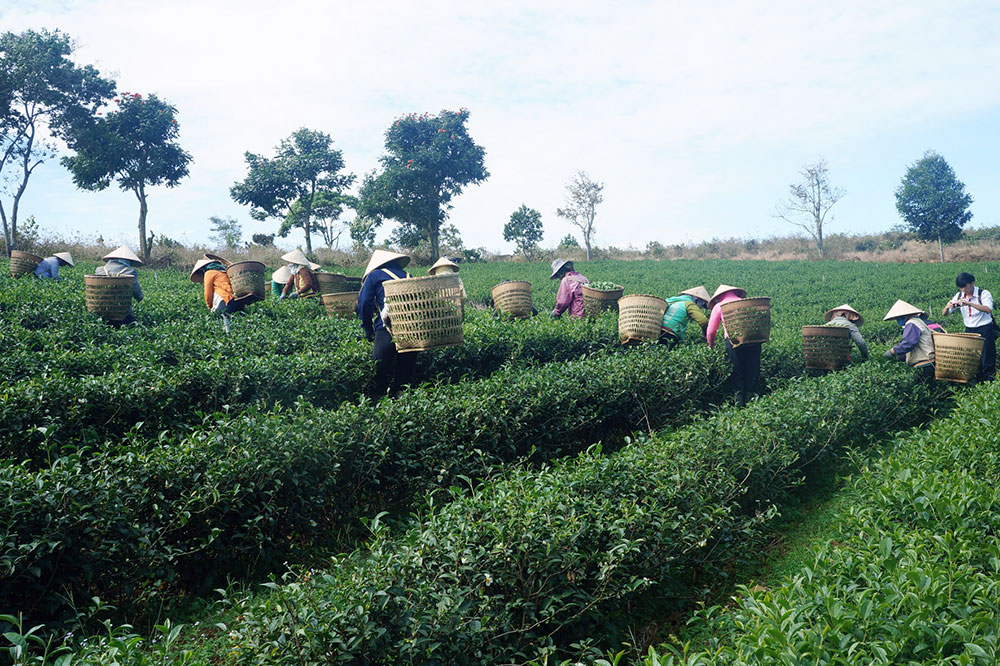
[945,287,994,328]
[706,292,742,347]
[891,318,935,367]
[357,263,410,336]
[33,257,61,279]
[826,315,869,359]
[552,272,588,318]
[203,269,235,309]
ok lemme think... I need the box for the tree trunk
[0,201,11,256]
[817,225,824,259]
[136,187,150,262]
[429,220,440,261]
[938,234,945,263]
[304,181,315,257]
[584,235,592,261]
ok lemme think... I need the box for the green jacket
[661,295,708,340]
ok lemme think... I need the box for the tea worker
[190,259,246,315]
[270,265,291,299]
[941,272,995,381]
[706,284,761,405]
[824,304,869,361]
[660,286,710,349]
[95,245,144,325]
[883,300,935,376]
[33,252,74,279]
[279,249,320,299]
[428,255,467,316]
[357,250,415,398]
[550,259,589,319]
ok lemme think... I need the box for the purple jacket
[552,272,588,318]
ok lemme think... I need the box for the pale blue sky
[3,0,999,253]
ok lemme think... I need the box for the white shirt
[947,286,994,328]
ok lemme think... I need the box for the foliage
[208,215,242,250]
[771,158,845,259]
[62,92,191,262]
[285,190,358,249]
[0,29,114,254]
[250,232,274,247]
[895,150,973,262]
[558,233,580,250]
[504,204,544,258]
[556,171,604,260]
[349,216,377,250]
[230,128,355,257]
[357,108,488,260]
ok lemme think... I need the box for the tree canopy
[357,108,488,260]
[503,204,543,258]
[895,150,973,262]
[772,158,844,259]
[556,171,603,261]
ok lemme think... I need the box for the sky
[3,0,1000,254]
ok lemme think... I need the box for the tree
[895,150,973,262]
[0,29,114,255]
[231,128,355,257]
[771,158,844,259]
[251,233,275,247]
[62,92,191,262]
[349,216,377,251]
[284,190,358,249]
[209,215,242,250]
[357,108,488,260]
[556,171,603,260]
[557,234,580,250]
[503,204,543,258]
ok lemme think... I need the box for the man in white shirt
[942,271,995,381]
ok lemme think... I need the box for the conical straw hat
[190,258,214,283]
[825,304,864,326]
[281,249,312,266]
[271,265,292,284]
[882,299,925,321]
[53,252,74,267]
[428,256,459,275]
[680,286,710,303]
[550,258,572,279]
[363,249,410,278]
[309,261,322,271]
[102,245,143,264]
[708,284,746,309]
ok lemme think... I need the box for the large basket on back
[801,325,851,370]
[383,274,465,352]
[227,261,265,303]
[582,284,624,317]
[933,332,984,384]
[315,272,349,296]
[322,291,359,318]
[491,281,533,318]
[84,274,134,322]
[9,250,43,278]
[618,294,668,344]
[720,297,771,347]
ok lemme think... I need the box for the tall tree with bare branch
[772,159,845,259]
[556,171,603,260]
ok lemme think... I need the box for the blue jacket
[33,257,61,279]
[357,262,410,336]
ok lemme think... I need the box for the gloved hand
[882,348,895,359]
[278,292,286,300]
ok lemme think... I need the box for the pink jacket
[552,272,589,318]
[706,292,743,347]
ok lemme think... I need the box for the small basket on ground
[84,274,134,322]
[322,291,359,318]
[491,281,533,318]
[720,297,771,347]
[315,272,349,296]
[582,283,624,317]
[933,332,984,384]
[227,261,266,303]
[618,294,668,344]
[801,325,851,370]
[9,250,43,278]
[383,274,465,352]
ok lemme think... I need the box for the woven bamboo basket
[383,274,465,352]
[720,297,771,347]
[227,261,266,302]
[344,276,363,291]
[84,274,134,322]
[491,281,533,318]
[933,332,984,384]
[315,272,349,296]
[618,294,668,344]
[322,291,359,318]
[202,253,233,268]
[801,325,851,370]
[582,284,624,317]
[9,250,43,278]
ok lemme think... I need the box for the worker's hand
[882,348,895,359]
[278,292,286,300]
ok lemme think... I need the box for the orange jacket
[204,270,235,308]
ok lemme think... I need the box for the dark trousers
[373,329,417,397]
[965,323,997,381]
[225,298,247,315]
[725,339,761,403]
[658,329,680,350]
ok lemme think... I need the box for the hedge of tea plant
[644,380,1000,666]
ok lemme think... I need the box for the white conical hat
[550,258,572,279]
[190,258,214,283]
[708,284,746,309]
[281,249,312,266]
[308,261,322,271]
[363,249,410,278]
[428,256,459,275]
[203,253,232,267]
[53,252,74,267]
[883,299,925,321]
[102,245,143,264]
[825,304,864,326]
[271,265,292,284]
[680,286,710,303]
